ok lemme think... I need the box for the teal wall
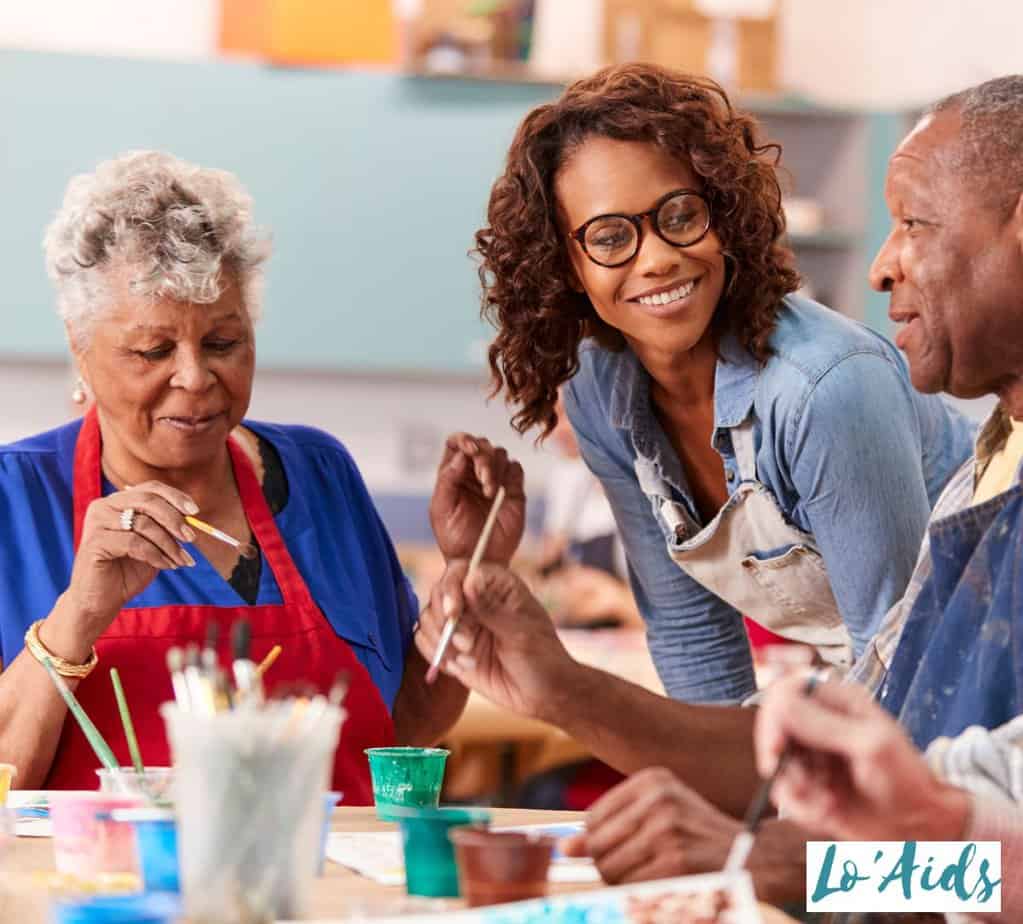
[0,50,559,371]
[864,111,907,336]
[1,50,903,369]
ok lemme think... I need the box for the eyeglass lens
[583,193,709,266]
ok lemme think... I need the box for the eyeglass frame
[568,189,713,269]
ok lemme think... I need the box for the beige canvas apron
[635,418,853,668]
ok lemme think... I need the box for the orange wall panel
[218,0,396,65]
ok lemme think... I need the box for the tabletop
[2,805,797,922]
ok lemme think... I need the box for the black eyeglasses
[569,189,712,268]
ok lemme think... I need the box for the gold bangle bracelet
[24,620,98,679]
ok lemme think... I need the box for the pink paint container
[50,792,144,880]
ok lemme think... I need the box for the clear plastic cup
[49,792,144,881]
[162,701,343,924]
[96,767,175,805]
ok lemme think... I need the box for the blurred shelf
[788,229,863,249]
[401,61,572,87]
[402,63,861,117]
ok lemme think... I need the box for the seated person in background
[536,389,640,629]
[0,152,525,798]
[475,63,974,704]
[755,674,1022,923]
[418,74,1023,904]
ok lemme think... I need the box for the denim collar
[607,332,759,446]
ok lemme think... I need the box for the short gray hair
[930,75,1023,214]
[44,151,272,346]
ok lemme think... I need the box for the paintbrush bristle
[231,619,252,661]
[328,670,350,706]
[238,542,258,560]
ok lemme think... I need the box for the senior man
[417,73,1023,906]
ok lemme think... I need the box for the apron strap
[73,408,102,552]
[730,418,758,483]
[226,436,318,613]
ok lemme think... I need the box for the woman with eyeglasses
[472,64,976,703]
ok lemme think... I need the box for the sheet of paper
[324,828,600,886]
[8,790,53,838]
[325,831,405,886]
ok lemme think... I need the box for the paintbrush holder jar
[161,702,342,924]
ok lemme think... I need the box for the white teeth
[637,279,697,307]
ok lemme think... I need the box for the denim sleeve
[787,351,934,654]
[564,383,756,704]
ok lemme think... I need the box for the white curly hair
[44,151,272,347]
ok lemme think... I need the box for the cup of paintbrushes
[161,699,343,924]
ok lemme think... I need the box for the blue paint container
[318,790,342,877]
[51,893,181,924]
[110,808,179,894]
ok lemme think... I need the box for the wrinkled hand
[429,434,525,566]
[561,768,741,884]
[65,481,197,641]
[414,561,574,719]
[754,675,971,841]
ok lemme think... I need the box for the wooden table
[2,806,796,922]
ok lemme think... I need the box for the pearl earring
[71,376,87,405]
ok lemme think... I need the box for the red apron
[44,409,395,801]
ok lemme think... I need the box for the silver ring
[119,507,136,532]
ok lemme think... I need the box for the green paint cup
[364,747,450,821]
[391,806,490,898]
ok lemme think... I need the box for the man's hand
[429,434,526,567]
[754,675,971,841]
[415,561,577,720]
[560,767,741,883]
[561,767,810,905]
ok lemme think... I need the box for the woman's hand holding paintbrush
[42,482,201,666]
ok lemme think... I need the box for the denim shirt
[563,295,976,703]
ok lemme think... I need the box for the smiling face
[555,137,727,363]
[870,109,1023,398]
[73,271,255,475]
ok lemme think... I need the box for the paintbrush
[183,643,215,716]
[185,515,257,560]
[255,645,282,680]
[426,484,506,685]
[166,647,192,711]
[722,671,823,875]
[110,668,144,774]
[328,670,350,707]
[231,619,263,705]
[41,657,124,781]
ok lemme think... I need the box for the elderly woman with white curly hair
[0,151,526,794]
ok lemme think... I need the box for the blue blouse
[0,417,418,710]
[565,295,977,703]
